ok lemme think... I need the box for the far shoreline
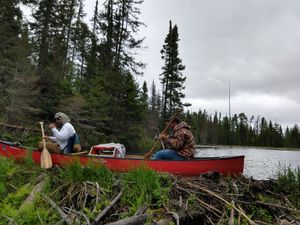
[195,144,300,151]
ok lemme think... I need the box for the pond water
[195,148,300,180]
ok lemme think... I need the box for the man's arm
[160,132,185,150]
[51,123,73,141]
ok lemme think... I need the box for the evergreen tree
[30,0,64,115]
[149,80,157,111]
[5,26,39,125]
[160,20,186,120]
[141,81,148,108]
[88,0,147,147]
[0,0,22,117]
[0,0,39,125]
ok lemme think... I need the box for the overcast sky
[88,1,300,128]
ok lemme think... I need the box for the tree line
[181,111,300,148]
[1,0,299,149]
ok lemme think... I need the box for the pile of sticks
[18,172,300,225]
[168,174,300,225]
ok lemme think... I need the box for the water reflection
[195,148,300,180]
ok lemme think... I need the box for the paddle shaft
[39,122,46,149]
[144,112,178,160]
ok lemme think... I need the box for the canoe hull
[0,142,244,176]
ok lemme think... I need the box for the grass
[59,160,114,188]
[275,165,300,207]
[121,166,172,216]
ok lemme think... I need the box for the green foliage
[59,161,114,188]
[0,156,41,196]
[22,150,36,168]
[137,136,156,153]
[0,133,14,141]
[121,167,171,216]
[249,205,273,224]
[0,157,16,197]
[0,197,60,225]
[275,166,300,207]
[186,194,198,208]
[0,157,16,176]
[1,184,31,212]
[21,135,41,147]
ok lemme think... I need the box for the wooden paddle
[39,122,52,169]
[144,112,179,160]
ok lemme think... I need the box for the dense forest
[1,0,300,150]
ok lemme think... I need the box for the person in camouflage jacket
[153,117,195,160]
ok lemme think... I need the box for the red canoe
[0,141,244,176]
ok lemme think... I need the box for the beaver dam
[0,157,299,225]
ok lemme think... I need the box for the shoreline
[195,144,300,151]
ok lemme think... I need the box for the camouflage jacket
[165,122,195,159]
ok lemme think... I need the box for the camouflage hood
[173,122,191,132]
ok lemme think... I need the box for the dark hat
[166,117,181,124]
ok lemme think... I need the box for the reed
[276,165,300,207]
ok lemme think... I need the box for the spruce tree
[0,0,39,124]
[89,0,146,147]
[30,0,84,116]
[0,0,22,117]
[160,20,186,120]
[141,81,148,108]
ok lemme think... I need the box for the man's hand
[159,133,168,141]
[49,123,56,129]
[43,136,50,141]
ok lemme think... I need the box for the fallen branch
[228,200,235,225]
[186,182,257,225]
[19,176,46,211]
[2,215,18,225]
[0,123,40,132]
[134,206,148,216]
[176,184,222,216]
[105,214,151,225]
[165,207,180,225]
[63,207,90,225]
[256,201,300,213]
[44,196,73,225]
[91,190,123,225]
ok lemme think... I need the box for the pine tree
[88,0,147,147]
[141,81,148,108]
[5,26,40,125]
[149,81,157,111]
[160,21,186,120]
[0,0,39,124]
[0,0,22,117]
[29,0,85,117]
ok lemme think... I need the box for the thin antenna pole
[229,80,231,148]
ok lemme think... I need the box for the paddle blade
[41,147,52,169]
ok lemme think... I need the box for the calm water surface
[195,148,300,180]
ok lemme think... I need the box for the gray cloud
[86,0,300,127]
